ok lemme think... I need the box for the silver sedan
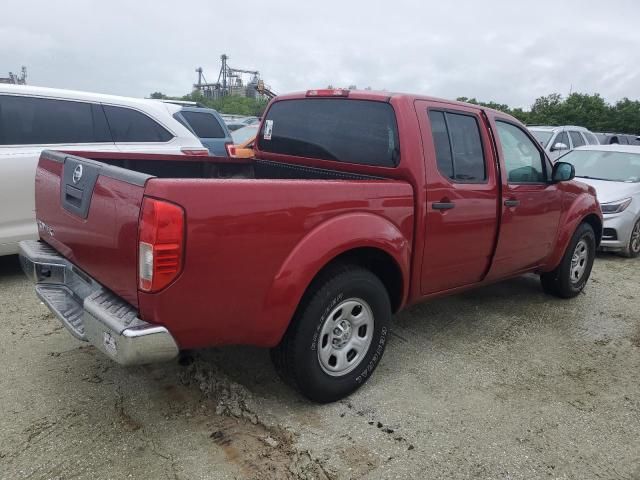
[562,145,640,257]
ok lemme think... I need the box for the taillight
[306,89,349,97]
[181,147,210,156]
[225,143,236,157]
[138,198,185,292]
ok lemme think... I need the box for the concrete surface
[0,253,638,480]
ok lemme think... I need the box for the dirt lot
[1,253,638,480]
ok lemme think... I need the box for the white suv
[0,85,208,256]
[528,125,599,161]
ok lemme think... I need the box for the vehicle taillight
[180,148,210,156]
[138,198,185,292]
[225,143,236,157]
[306,89,349,97]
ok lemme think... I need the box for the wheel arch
[544,206,603,272]
[582,213,602,248]
[262,212,411,347]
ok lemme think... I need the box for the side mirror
[551,142,569,152]
[552,161,575,182]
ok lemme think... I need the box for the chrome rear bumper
[19,240,179,366]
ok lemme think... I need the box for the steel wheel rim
[631,221,640,253]
[570,239,589,284]
[317,298,374,377]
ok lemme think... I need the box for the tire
[621,219,640,258]
[540,223,596,298]
[271,264,391,403]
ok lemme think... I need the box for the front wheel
[621,218,640,258]
[271,264,391,403]
[540,223,596,298]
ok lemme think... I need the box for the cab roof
[273,89,517,120]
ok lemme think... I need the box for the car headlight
[600,197,632,214]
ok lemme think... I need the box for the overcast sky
[2,0,639,108]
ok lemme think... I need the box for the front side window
[553,131,570,149]
[0,95,111,145]
[584,132,599,145]
[569,131,585,148]
[103,105,173,143]
[530,130,553,148]
[257,98,400,167]
[428,110,486,182]
[180,111,225,138]
[496,121,546,183]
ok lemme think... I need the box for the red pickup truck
[20,89,602,403]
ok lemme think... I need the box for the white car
[562,145,640,257]
[528,125,599,161]
[0,85,208,256]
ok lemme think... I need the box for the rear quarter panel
[139,179,414,349]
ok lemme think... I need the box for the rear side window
[257,99,399,167]
[0,95,111,145]
[569,131,585,147]
[180,111,226,138]
[428,110,486,182]
[103,105,173,143]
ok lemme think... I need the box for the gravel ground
[0,252,638,480]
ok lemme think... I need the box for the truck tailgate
[35,151,150,307]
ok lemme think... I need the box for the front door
[416,101,500,295]
[486,118,562,280]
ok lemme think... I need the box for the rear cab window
[178,111,226,139]
[256,98,400,167]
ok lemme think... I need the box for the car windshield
[231,125,259,144]
[563,149,640,182]
[529,129,553,147]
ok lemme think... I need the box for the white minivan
[0,85,208,256]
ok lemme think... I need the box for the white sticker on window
[263,119,273,140]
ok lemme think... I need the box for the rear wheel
[540,223,596,298]
[271,264,391,403]
[621,219,640,258]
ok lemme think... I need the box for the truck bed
[34,150,414,348]
[74,150,384,181]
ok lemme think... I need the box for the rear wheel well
[583,214,602,247]
[310,248,404,313]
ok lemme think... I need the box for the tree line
[151,89,640,134]
[150,91,268,116]
[457,93,640,134]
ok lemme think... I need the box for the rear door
[486,116,562,280]
[177,109,231,156]
[415,101,500,294]
[35,151,149,306]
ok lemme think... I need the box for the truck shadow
[187,273,555,405]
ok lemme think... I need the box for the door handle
[432,201,456,211]
[504,199,520,207]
